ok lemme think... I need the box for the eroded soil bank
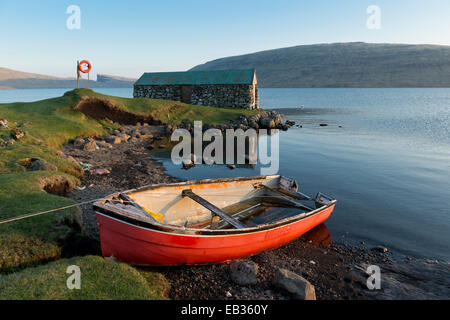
[75,96,163,125]
[64,124,449,300]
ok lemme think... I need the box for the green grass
[69,88,258,125]
[0,88,257,149]
[136,268,171,299]
[0,256,169,300]
[0,92,111,149]
[0,143,83,176]
[0,171,80,273]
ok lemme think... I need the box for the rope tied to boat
[0,197,106,225]
[0,189,319,226]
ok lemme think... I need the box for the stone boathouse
[134,69,259,109]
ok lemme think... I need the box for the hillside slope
[190,42,450,88]
[0,78,134,89]
[97,74,137,82]
[0,67,134,89]
[0,67,65,81]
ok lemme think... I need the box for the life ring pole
[76,60,92,89]
[76,60,80,89]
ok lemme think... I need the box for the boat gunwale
[121,175,280,194]
[95,201,335,238]
[93,175,337,236]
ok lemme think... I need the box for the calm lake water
[1,88,449,261]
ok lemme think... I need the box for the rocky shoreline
[162,110,296,135]
[62,122,449,300]
[63,110,294,239]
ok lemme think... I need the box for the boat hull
[95,203,335,266]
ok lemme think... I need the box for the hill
[190,42,450,88]
[97,74,137,83]
[0,67,135,89]
[0,67,65,81]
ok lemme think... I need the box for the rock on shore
[173,110,294,133]
[229,260,259,286]
[0,118,8,129]
[273,268,316,300]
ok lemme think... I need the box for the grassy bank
[0,171,80,273]
[0,256,169,300]
[70,88,258,126]
[0,88,255,298]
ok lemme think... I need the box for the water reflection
[302,223,332,247]
[155,129,279,169]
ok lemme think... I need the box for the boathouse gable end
[133,69,259,109]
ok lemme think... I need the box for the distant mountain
[0,67,135,89]
[0,67,66,81]
[190,42,450,87]
[97,74,137,83]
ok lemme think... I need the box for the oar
[182,189,247,229]
[256,184,314,211]
[119,193,158,222]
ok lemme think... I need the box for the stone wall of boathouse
[133,84,259,109]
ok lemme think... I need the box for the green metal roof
[135,69,255,86]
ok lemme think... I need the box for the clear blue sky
[1,0,449,78]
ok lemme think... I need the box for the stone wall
[134,84,259,109]
[134,85,182,101]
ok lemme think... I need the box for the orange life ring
[78,60,92,73]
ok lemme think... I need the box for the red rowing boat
[94,175,336,266]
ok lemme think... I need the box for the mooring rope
[0,191,312,226]
[0,197,106,225]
